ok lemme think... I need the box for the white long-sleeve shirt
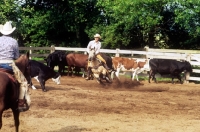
[0,35,19,60]
[87,40,101,54]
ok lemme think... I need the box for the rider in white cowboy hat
[85,33,110,80]
[0,21,31,112]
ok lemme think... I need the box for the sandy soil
[2,75,200,132]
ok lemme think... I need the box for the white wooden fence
[19,46,200,82]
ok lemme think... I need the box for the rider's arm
[13,41,20,59]
[87,41,92,54]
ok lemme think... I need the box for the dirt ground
[2,75,200,132]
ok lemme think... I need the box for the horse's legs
[0,109,3,130]
[11,108,20,132]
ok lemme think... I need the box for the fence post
[50,45,55,53]
[115,48,120,57]
[144,45,149,59]
[29,46,32,60]
[185,54,191,83]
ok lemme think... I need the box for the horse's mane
[15,54,26,64]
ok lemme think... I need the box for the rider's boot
[18,82,30,112]
[103,63,111,71]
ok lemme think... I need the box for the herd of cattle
[29,51,193,91]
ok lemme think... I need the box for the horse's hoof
[43,89,47,92]
[31,86,37,90]
[85,77,90,80]
[105,77,112,83]
[18,104,29,112]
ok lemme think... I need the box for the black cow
[149,59,192,84]
[29,60,61,92]
[45,51,67,75]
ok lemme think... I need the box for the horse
[0,52,31,132]
[46,51,83,76]
[88,48,112,84]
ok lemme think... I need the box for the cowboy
[0,21,30,112]
[85,33,110,80]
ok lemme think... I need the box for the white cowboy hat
[94,34,101,38]
[0,21,16,35]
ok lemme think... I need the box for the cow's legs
[67,66,71,76]
[149,70,157,83]
[38,77,47,92]
[115,68,121,80]
[172,74,182,84]
[148,70,153,83]
[132,71,138,81]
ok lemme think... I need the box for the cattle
[45,51,67,75]
[148,59,192,84]
[46,51,83,76]
[29,60,61,92]
[112,57,149,81]
[66,53,88,77]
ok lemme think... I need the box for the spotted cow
[111,57,149,81]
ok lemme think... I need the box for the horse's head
[88,48,96,61]
[15,52,31,84]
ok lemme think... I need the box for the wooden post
[50,45,55,53]
[29,46,32,60]
[116,48,120,57]
[185,54,191,83]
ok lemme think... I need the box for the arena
[2,75,200,132]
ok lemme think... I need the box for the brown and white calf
[111,57,149,81]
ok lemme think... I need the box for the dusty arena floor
[2,75,200,132]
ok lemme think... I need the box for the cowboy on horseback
[85,33,110,80]
[0,21,30,112]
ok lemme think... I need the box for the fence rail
[19,46,200,83]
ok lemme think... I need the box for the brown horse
[66,53,88,77]
[0,52,31,132]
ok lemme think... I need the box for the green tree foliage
[0,0,200,49]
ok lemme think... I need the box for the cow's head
[52,73,61,85]
[185,61,193,73]
[46,55,55,69]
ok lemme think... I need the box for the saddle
[0,68,18,83]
